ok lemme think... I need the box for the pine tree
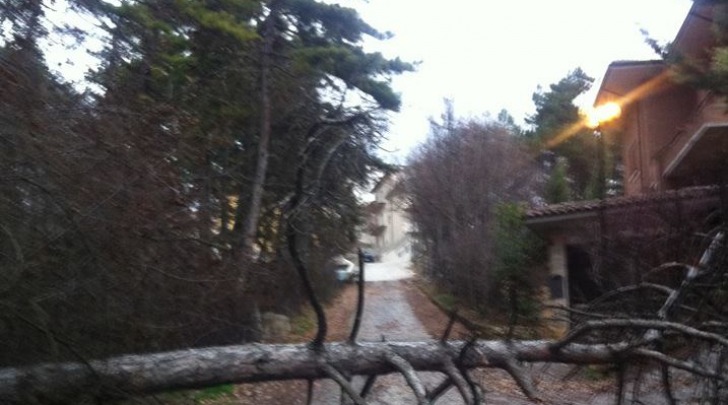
[525,68,620,200]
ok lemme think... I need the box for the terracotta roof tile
[525,185,721,221]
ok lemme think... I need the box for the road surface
[313,244,468,404]
[361,245,414,282]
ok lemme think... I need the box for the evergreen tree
[670,2,728,97]
[544,157,572,203]
[525,68,620,200]
[496,108,521,135]
[0,0,411,365]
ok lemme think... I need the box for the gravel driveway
[349,280,467,404]
[311,254,474,404]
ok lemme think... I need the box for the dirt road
[309,248,444,404]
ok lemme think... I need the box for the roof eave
[525,211,597,225]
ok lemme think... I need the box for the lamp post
[584,102,621,272]
[585,102,621,200]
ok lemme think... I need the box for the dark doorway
[567,245,602,305]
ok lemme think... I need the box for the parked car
[361,250,376,263]
[331,256,358,282]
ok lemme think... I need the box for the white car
[331,256,358,282]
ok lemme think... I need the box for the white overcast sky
[333,0,693,162]
[45,0,694,162]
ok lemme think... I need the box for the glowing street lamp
[584,102,622,129]
[584,102,622,266]
[582,102,622,201]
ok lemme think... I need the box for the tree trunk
[240,3,277,256]
[0,339,642,403]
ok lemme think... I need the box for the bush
[491,203,545,321]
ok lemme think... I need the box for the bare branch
[462,369,485,404]
[501,357,541,401]
[660,362,677,405]
[457,338,485,403]
[348,249,365,344]
[615,362,626,405]
[632,348,723,380]
[442,358,475,405]
[656,231,724,324]
[427,377,453,402]
[440,310,458,343]
[552,319,728,351]
[384,352,428,404]
[358,375,377,399]
[306,379,314,405]
[586,283,675,309]
[286,217,327,348]
[643,262,693,279]
[320,363,368,405]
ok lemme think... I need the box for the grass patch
[583,365,613,381]
[433,293,457,311]
[290,310,316,337]
[117,383,236,404]
[192,384,235,402]
[414,277,544,340]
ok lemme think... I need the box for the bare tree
[406,117,542,312]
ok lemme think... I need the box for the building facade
[360,172,410,258]
[525,2,728,331]
[595,3,728,195]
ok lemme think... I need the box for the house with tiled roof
[359,172,411,258]
[526,2,727,326]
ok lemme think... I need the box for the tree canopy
[524,68,621,201]
[0,0,411,366]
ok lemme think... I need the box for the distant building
[360,172,410,258]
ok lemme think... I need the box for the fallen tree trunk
[0,339,632,403]
[3,230,726,404]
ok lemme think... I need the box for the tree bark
[0,339,667,403]
[240,2,278,256]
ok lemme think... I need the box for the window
[549,275,564,299]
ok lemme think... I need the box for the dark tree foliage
[0,0,409,366]
[670,1,728,99]
[406,116,542,317]
[526,68,593,140]
[525,68,622,201]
